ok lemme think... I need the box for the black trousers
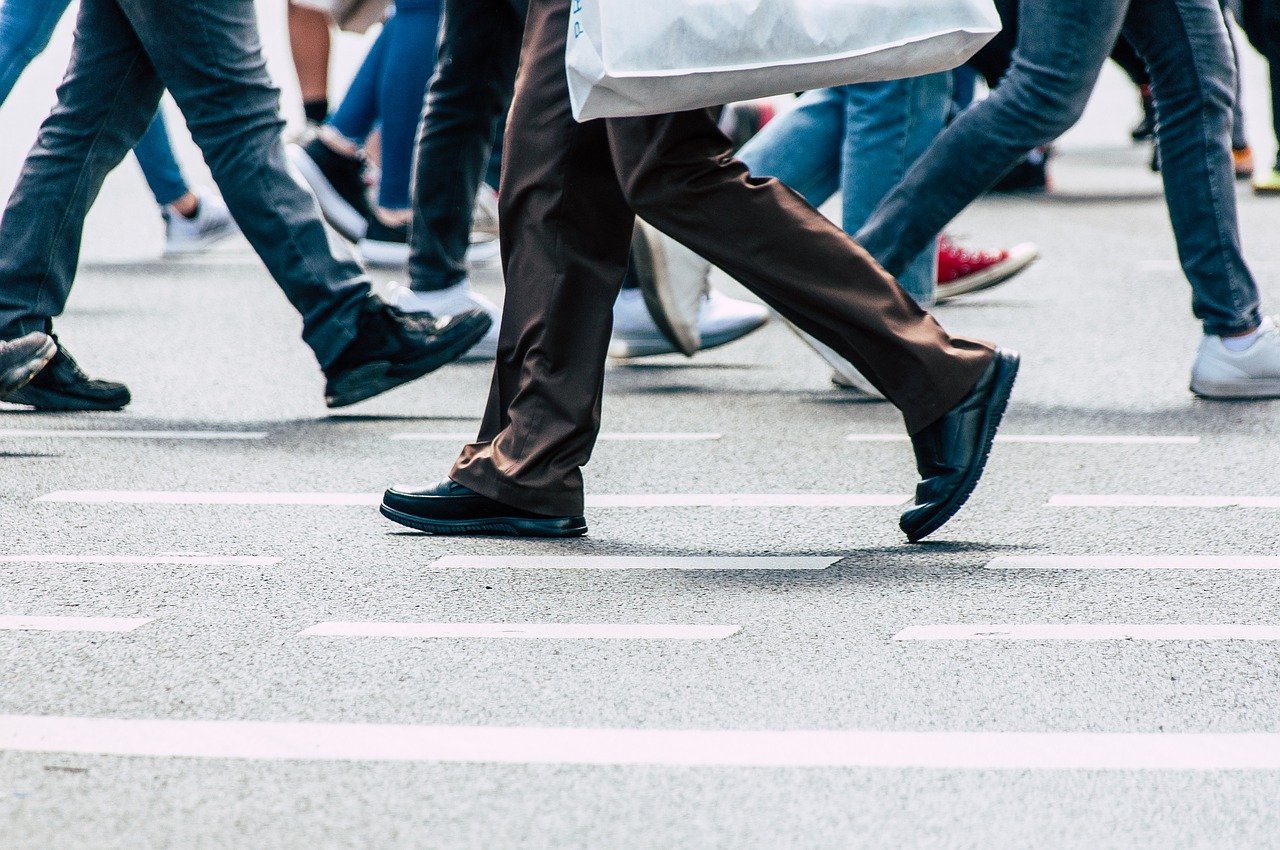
[406,0,525,292]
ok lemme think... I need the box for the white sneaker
[785,321,887,401]
[608,288,769,359]
[162,188,237,257]
[630,220,713,356]
[382,281,501,361]
[1190,315,1280,398]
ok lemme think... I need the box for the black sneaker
[1130,86,1156,142]
[287,137,373,242]
[989,148,1050,194]
[324,297,493,408]
[0,332,57,396]
[357,217,410,268]
[1,337,131,411]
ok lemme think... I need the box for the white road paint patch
[39,492,908,508]
[7,716,1280,769]
[1051,495,1280,508]
[0,555,280,566]
[391,432,722,442]
[0,429,268,440]
[847,434,1199,445]
[988,556,1280,570]
[430,555,840,571]
[0,616,152,632]
[895,624,1280,641]
[300,623,741,640]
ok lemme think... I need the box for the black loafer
[381,479,588,538]
[900,348,1020,543]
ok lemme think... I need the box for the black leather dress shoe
[381,479,588,538]
[900,348,1020,543]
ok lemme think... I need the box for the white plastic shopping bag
[566,0,1001,121]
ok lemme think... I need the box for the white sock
[1220,317,1272,352]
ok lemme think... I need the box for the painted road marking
[847,434,1199,445]
[0,555,280,566]
[391,432,722,442]
[300,623,740,640]
[38,492,908,508]
[895,624,1280,641]
[7,717,1280,768]
[430,555,840,571]
[988,556,1280,570]
[0,429,268,440]
[0,616,152,633]
[1051,495,1280,508]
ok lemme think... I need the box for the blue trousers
[0,0,190,206]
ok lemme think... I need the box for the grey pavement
[2,8,1280,850]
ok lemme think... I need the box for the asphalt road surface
[2,8,1279,849]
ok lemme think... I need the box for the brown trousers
[450,0,995,517]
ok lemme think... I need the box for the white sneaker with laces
[162,188,237,257]
[382,281,501,361]
[1190,315,1280,398]
[608,288,769,359]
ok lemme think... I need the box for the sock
[303,98,328,124]
[181,200,201,221]
[1221,319,1270,352]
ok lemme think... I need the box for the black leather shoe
[381,479,588,537]
[0,332,56,396]
[900,348,1020,543]
[1,336,130,411]
[324,296,492,408]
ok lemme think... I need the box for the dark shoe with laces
[0,332,57,396]
[900,348,1020,543]
[1,337,131,411]
[287,137,373,241]
[381,479,588,537]
[357,217,410,268]
[323,296,492,408]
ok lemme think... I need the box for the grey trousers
[0,0,370,368]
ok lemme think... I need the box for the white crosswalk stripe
[847,433,1200,445]
[37,491,909,507]
[895,624,1280,641]
[1051,495,1280,508]
[430,555,840,570]
[6,716,1280,769]
[300,622,741,640]
[391,432,722,442]
[987,555,1280,570]
[0,554,280,566]
[0,429,268,440]
[0,616,153,633]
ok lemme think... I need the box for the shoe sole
[631,223,697,356]
[1190,377,1280,400]
[935,244,1040,303]
[162,220,239,258]
[379,503,588,538]
[785,320,887,400]
[325,314,492,409]
[901,350,1020,543]
[0,337,57,396]
[609,313,769,359]
[287,145,368,242]
[357,238,410,268]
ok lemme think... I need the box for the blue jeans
[329,1,442,210]
[735,77,951,306]
[0,0,190,207]
[858,0,1262,337]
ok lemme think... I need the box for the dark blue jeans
[858,0,1262,337]
[0,0,369,366]
[0,0,189,207]
[328,1,442,210]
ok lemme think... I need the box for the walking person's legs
[383,0,1018,543]
[0,0,72,103]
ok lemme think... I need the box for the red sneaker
[936,236,1039,303]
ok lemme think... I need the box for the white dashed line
[390,432,722,442]
[0,555,280,566]
[1050,495,1280,508]
[987,556,1280,570]
[38,492,908,508]
[0,429,268,440]
[847,434,1199,445]
[894,624,1280,641]
[6,716,1280,768]
[0,616,153,633]
[300,623,741,640]
[430,555,840,571]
